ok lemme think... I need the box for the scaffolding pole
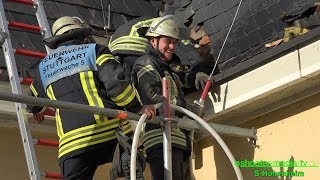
[0,91,257,140]
[162,77,172,180]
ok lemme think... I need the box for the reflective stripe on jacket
[109,17,154,56]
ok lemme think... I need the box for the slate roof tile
[1,0,159,71]
[254,9,271,27]
[150,0,163,12]
[51,0,102,10]
[194,0,319,78]
[191,0,216,11]
[43,1,63,19]
[246,29,264,48]
[266,2,283,20]
[134,0,158,17]
[56,2,81,17]
[2,0,320,83]
[109,0,135,16]
[181,0,191,8]
[193,1,219,25]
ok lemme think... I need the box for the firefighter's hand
[195,72,209,90]
[138,105,156,120]
[33,112,45,123]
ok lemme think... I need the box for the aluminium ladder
[0,0,60,179]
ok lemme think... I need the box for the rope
[100,0,109,36]
[209,0,244,77]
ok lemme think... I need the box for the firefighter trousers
[59,139,118,180]
[147,147,190,180]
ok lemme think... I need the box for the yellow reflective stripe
[130,18,155,36]
[137,65,161,82]
[96,54,115,66]
[110,44,147,53]
[142,129,162,142]
[89,72,109,122]
[59,129,117,158]
[108,34,114,47]
[46,85,63,138]
[30,83,38,97]
[132,83,142,104]
[172,73,183,88]
[59,118,120,147]
[142,128,185,142]
[121,121,133,135]
[143,136,162,149]
[110,39,147,49]
[111,84,136,106]
[109,36,148,47]
[55,109,63,138]
[164,71,178,104]
[80,71,106,123]
[143,136,187,150]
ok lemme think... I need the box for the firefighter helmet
[145,15,179,39]
[52,16,84,36]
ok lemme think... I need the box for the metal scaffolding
[0,91,257,140]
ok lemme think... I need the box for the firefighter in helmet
[28,16,155,180]
[131,15,204,180]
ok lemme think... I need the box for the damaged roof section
[172,0,320,82]
[2,0,320,83]
[0,0,159,72]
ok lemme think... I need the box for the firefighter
[28,16,155,180]
[108,16,155,79]
[109,16,209,93]
[131,15,205,180]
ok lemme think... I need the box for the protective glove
[195,72,209,90]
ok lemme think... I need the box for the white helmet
[145,15,179,39]
[52,16,85,36]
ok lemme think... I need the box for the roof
[1,0,320,83]
[174,0,320,82]
[0,0,159,71]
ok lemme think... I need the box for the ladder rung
[43,108,55,116]
[8,21,41,32]
[21,77,33,85]
[41,172,62,179]
[34,138,59,147]
[15,48,47,58]
[6,0,33,6]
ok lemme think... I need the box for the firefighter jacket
[108,17,154,56]
[29,39,142,162]
[131,46,189,153]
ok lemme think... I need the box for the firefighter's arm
[28,83,46,123]
[133,62,163,104]
[96,53,142,113]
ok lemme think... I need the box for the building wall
[193,92,320,180]
[0,127,59,179]
[0,127,153,180]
